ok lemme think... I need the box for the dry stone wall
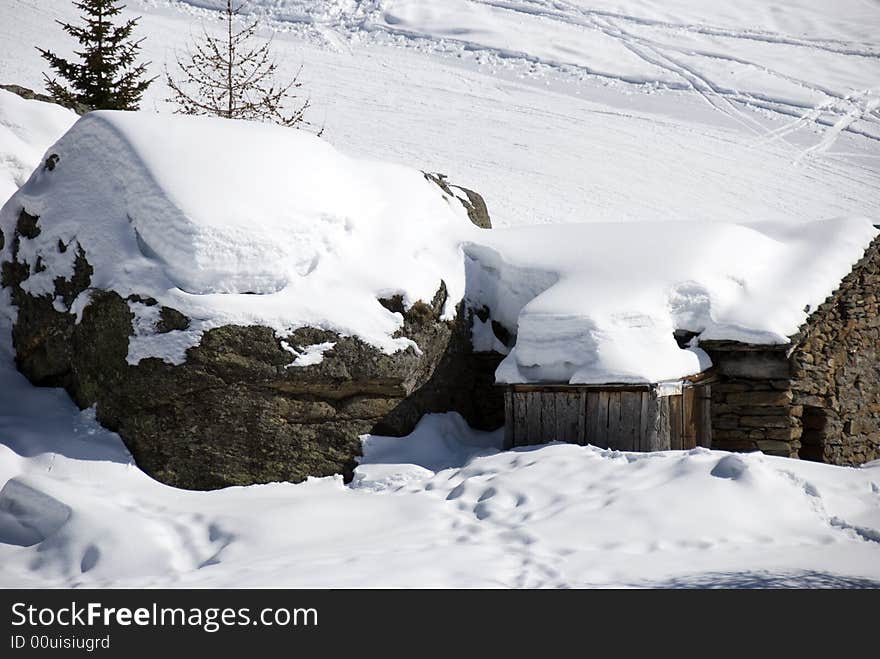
[789,235,880,465]
[704,234,880,466]
[701,344,800,458]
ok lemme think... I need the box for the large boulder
[2,209,503,490]
[0,111,507,489]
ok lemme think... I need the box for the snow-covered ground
[2,323,879,588]
[0,0,879,587]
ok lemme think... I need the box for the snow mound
[466,218,878,384]
[0,111,478,360]
[0,89,76,204]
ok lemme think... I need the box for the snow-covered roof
[0,111,479,362]
[466,218,878,385]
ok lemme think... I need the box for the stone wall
[788,235,880,465]
[704,234,880,466]
[701,344,801,458]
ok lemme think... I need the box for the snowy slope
[0,89,76,204]
[160,0,880,145]
[0,0,878,229]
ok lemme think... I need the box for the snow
[281,340,337,368]
[7,106,873,384]
[0,89,77,205]
[0,110,479,362]
[1,1,879,231]
[470,315,509,354]
[1,320,879,587]
[0,0,878,588]
[468,218,879,384]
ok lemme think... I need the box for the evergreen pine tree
[166,0,313,129]
[38,0,154,111]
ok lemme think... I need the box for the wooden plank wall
[508,389,668,450]
[505,383,712,451]
[697,384,712,449]
[503,390,514,449]
[668,395,683,450]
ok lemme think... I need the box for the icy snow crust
[467,219,879,384]
[0,111,478,360]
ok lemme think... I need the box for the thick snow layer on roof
[0,111,478,360]
[466,218,878,384]
[0,89,76,204]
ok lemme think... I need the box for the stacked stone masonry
[704,234,880,466]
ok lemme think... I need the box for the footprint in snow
[710,454,749,480]
[80,544,100,573]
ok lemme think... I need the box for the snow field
[2,1,879,231]
[1,329,879,587]
[0,0,878,588]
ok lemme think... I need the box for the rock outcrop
[424,172,492,229]
[2,204,505,490]
[0,84,89,114]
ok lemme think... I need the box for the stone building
[495,225,880,467]
[703,233,880,465]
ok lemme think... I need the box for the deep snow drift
[1,110,479,362]
[468,218,879,384]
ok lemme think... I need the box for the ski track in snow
[3,0,879,229]
[154,0,880,154]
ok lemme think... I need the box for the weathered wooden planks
[525,392,543,445]
[698,384,712,448]
[513,390,529,447]
[505,382,712,452]
[555,391,586,444]
[503,389,514,449]
[681,386,698,450]
[669,394,683,450]
[642,392,669,451]
[617,392,642,451]
[657,395,671,450]
[606,391,621,449]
